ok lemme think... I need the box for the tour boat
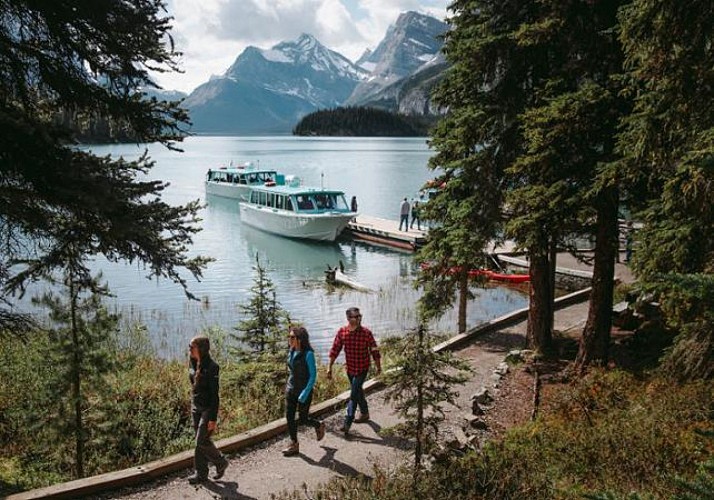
[238,178,356,242]
[205,161,281,201]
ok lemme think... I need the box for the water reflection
[241,224,348,275]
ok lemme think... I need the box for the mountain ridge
[182,11,448,134]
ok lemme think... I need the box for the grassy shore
[0,325,349,494]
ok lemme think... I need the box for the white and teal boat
[205,161,281,201]
[238,178,356,242]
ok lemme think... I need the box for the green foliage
[92,357,192,471]
[29,273,120,478]
[233,254,290,362]
[276,370,713,500]
[292,106,433,136]
[381,324,470,490]
[616,0,714,380]
[674,430,714,500]
[0,320,348,494]
[637,274,714,381]
[0,0,210,335]
[232,254,291,361]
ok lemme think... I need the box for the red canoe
[420,263,530,283]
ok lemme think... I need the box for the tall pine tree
[617,0,714,379]
[0,0,209,334]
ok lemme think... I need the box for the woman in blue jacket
[282,326,326,456]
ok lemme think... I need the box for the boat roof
[209,167,278,174]
[250,184,345,196]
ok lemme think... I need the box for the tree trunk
[457,271,468,334]
[413,326,424,492]
[549,240,557,332]
[576,187,619,371]
[70,279,84,478]
[527,247,554,355]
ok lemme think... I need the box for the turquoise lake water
[31,136,528,359]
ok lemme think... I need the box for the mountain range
[181,11,449,135]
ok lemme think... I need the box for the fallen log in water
[325,264,373,292]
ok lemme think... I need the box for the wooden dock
[347,215,427,251]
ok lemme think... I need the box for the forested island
[292,106,436,137]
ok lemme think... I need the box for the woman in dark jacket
[282,326,325,456]
[188,335,229,483]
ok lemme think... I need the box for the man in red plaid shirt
[327,307,382,435]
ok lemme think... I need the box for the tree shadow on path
[299,446,368,479]
[202,480,258,500]
[346,421,412,451]
[475,330,526,352]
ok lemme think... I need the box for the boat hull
[205,181,252,201]
[239,203,354,242]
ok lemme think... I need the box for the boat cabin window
[286,197,294,211]
[314,194,334,209]
[295,195,315,210]
[275,194,284,210]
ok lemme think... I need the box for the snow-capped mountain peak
[347,10,448,105]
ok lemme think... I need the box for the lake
[36,136,528,359]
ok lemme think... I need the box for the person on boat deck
[327,307,382,436]
[399,197,410,231]
[410,200,421,230]
[187,335,229,484]
[282,326,326,456]
[350,196,358,212]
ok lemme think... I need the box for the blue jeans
[345,371,369,427]
[399,214,409,231]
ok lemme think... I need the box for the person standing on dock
[327,307,382,436]
[410,200,421,230]
[399,197,410,231]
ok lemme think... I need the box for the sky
[154,0,451,94]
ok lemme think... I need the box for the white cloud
[151,0,450,94]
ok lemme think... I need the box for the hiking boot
[315,422,326,441]
[282,441,300,456]
[353,413,370,423]
[188,474,207,485]
[213,460,228,480]
[340,422,350,437]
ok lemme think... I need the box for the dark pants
[192,408,227,479]
[345,371,369,427]
[286,392,321,442]
[410,215,420,230]
[399,214,409,231]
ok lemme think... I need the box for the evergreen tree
[232,254,290,361]
[417,0,521,332]
[0,0,209,334]
[424,0,628,361]
[32,271,118,479]
[497,0,628,365]
[381,324,470,494]
[617,0,714,379]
